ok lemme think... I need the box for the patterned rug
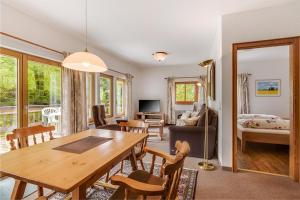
[49,161,198,200]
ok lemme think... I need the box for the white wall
[0,3,142,113]
[238,49,290,118]
[136,65,206,114]
[221,0,300,167]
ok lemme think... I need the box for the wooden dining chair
[120,120,149,172]
[6,125,56,197]
[109,140,190,200]
[100,120,149,187]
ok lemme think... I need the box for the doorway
[232,37,300,182]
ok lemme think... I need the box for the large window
[27,58,61,129]
[0,50,21,153]
[175,82,198,104]
[99,74,113,116]
[116,79,125,115]
[0,48,61,153]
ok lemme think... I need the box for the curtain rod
[164,76,200,79]
[1,32,131,76]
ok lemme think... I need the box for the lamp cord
[85,0,88,52]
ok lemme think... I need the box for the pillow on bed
[239,118,290,130]
[238,114,281,120]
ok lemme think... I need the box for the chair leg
[139,159,145,170]
[105,171,110,183]
[37,186,43,197]
[120,160,124,174]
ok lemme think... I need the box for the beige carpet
[146,128,300,199]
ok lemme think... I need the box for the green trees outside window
[100,75,113,116]
[175,82,198,104]
[116,79,124,114]
[28,61,61,106]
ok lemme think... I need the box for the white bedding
[237,124,290,135]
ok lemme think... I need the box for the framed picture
[255,79,281,97]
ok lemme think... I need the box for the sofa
[92,105,121,131]
[168,106,218,159]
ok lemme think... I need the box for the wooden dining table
[0,129,148,200]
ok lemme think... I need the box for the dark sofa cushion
[197,108,214,126]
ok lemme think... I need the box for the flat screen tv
[139,100,160,113]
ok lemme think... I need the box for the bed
[237,114,290,152]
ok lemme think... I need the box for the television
[139,100,160,113]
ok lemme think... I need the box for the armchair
[92,105,120,130]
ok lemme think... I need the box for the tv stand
[135,112,165,140]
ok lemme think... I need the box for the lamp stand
[198,64,215,171]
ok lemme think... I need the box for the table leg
[72,184,86,200]
[129,148,137,171]
[159,126,163,141]
[11,180,26,200]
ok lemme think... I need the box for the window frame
[99,73,114,117]
[0,47,62,128]
[115,78,125,116]
[175,81,198,105]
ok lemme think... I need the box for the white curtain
[166,77,176,124]
[61,68,88,135]
[198,75,207,106]
[238,73,250,114]
[125,73,134,120]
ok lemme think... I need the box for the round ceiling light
[153,52,168,62]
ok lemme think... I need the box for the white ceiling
[1,0,295,67]
[238,46,289,63]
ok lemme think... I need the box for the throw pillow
[183,116,200,126]
[180,111,191,119]
[191,111,200,117]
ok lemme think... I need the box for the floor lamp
[198,59,215,171]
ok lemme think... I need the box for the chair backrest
[121,120,149,133]
[120,120,149,159]
[6,125,55,150]
[92,105,107,128]
[162,141,190,200]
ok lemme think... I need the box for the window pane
[176,84,185,102]
[116,79,124,114]
[100,76,112,116]
[0,54,18,153]
[27,60,61,135]
[86,73,93,121]
[186,84,196,101]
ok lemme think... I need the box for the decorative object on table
[198,59,216,171]
[62,0,107,72]
[255,79,281,97]
[48,160,198,200]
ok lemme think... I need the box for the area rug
[49,161,198,200]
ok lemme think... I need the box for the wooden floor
[238,140,289,175]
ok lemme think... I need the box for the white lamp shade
[62,51,108,72]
